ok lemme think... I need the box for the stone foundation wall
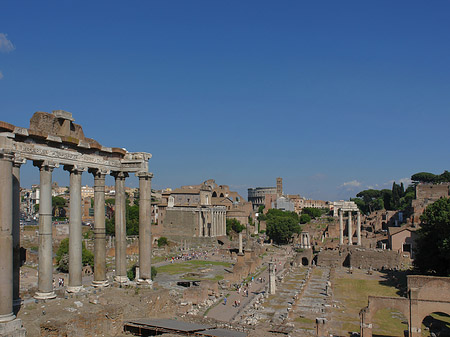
[163,209,198,237]
[348,249,401,270]
[40,305,123,337]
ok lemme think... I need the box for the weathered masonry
[0,111,153,335]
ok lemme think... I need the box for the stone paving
[287,266,332,335]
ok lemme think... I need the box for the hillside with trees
[351,182,415,215]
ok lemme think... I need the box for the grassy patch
[334,277,403,336]
[294,316,315,324]
[373,308,408,336]
[156,260,232,275]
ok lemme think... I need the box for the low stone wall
[40,305,123,337]
[317,249,345,268]
[348,249,401,270]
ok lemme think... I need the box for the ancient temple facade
[0,110,153,335]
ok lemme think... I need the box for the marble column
[348,211,353,246]
[238,232,243,255]
[357,211,361,246]
[12,157,25,310]
[137,172,152,284]
[90,169,109,287]
[339,209,344,245]
[212,211,216,237]
[268,261,276,294]
[113,172,128,284]
[64,166,85,293]
[34,161,57,300]
[0,153,15,322]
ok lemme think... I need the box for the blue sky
[1,1,449,201]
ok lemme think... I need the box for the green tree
[157,237,168,247]
[414,198,450,276]
[56,238,94,273]
[226,218,245,235]
[301,207,323,219]
[353,189,384,214]
[411,172,437,183]
[299,214,311,224]
[265,209,301,244]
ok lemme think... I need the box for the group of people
[53,277,65,288]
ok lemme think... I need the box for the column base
[114,276,129,284]
[91,280,110,288]
[66,286,83,293]
[34,291,56,300]
[136,279,153,287]
[0,318,26,337]
[0,313,15,324]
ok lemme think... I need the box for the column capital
[88,168,110,178]
[0,149,14,162]
[111,171,129,179]
[63,164,87,174]
[136,171,153,179]
[13,155,26,167]
[33,160,59,171]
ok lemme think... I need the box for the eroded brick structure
[360,275,450,337]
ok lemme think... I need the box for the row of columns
[338,209,361,246]
[198,209,226,237]
[0,152,154,326]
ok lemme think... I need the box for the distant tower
[276,177,283,196]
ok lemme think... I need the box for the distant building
[388,225,419,258]
[248,187,277,211]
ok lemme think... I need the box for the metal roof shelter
[124,319,247,337]
[195,328,247,337]
[124,319,212,336]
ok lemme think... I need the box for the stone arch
[212,191,217,197]
[417,304,450,332]
[301,257,309,266]
[420,312,450,336]
[220,193,224,197]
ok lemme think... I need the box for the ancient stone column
[137,172,153,285]
[90,169,109,287]
[238,232,243,255]
[268,261,276,294]
[348,211,352,246]
[357,211,361,246]
[113,172,128,284]
[212,211,216,237]
[0,152,15,322]
[12,157,25,310]
[34,161,57,300]
[64,165,85,293]
[339,209,344,245]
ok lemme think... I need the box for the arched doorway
[301,257,309,266]
[421,312,450,337]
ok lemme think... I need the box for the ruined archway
[361,276,450,337]
[421,312,450,337]
[301,257,309,266]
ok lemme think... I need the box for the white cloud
[386,177,413,187]
[0,33,15,53]
[339,180,362,188]
[0,71,3,80]
[398,177,412,186]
